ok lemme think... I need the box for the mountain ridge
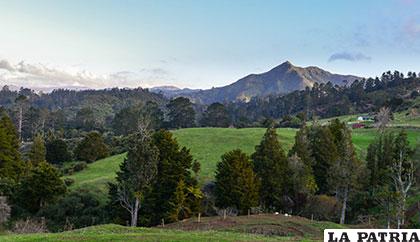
[163,61,362,104]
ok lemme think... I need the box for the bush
[304,195,340,222]
[38,191,108,232]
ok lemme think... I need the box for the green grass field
[66,127,419,202]
[0,214,345,241]
[0,224,294,242]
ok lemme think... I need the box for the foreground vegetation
[0,214,346,242]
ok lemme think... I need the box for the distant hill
[149,85,201,98]
[182,61,361,104]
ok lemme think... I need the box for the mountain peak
[280,60,293,68]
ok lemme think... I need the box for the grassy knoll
[66,127,419,200]
[0,215,346,241]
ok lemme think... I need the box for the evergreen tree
[28,133,46,165]
[17,161,66,213]
[167,97,195,128]
[74,132,109,163]
[251,127,289,211]
[0,114,23,181]
[215,149,259,214]
[112,130,159,227]
[308,125,338,194]
[143,130,198,225]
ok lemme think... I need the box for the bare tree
[391,148,414,228]
[375,107,391,131]
[15,95,28,142]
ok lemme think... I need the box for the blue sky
[0,0,419,89]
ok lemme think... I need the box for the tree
[142,130,198,225]
[288,154,317,211]
[74,132,109,163]
[111,130,158,227]
[215,149,259,214]
[308,125,338,194]
[28,133,46,165]
[46,139,72,164]
[0,114,23,181]
[251,127,289,211]
[15,95,28,141]
[391,130,415,228]
[201,103,230,127]
[365,131,397,227]
[112,102,163,136]
[167,97,195,128]
[17,162,66,213]
[328,119,361,224]
[375,107,391,131]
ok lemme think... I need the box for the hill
[184,61,361,104]
[0,215,345,241]
[66,126,420,201]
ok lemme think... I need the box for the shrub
[38,191,108,232]
[304,195,340,222]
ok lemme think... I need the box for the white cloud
[0,59,173,90]
[328,52,372,62]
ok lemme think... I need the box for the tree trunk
[18,106,23,141]
[131,198,140,227]
[340,186,348,224]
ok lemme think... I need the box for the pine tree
[113,130,159,227]
[29,133,46,165]
[0,114,23,181]
[143,130,198,225]
[251,127,289,211]
[308,125,338,194]
[215,149,259,214]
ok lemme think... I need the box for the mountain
[184,61,361,104]
[149,85,201,98]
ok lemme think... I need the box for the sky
[0,0,419,90]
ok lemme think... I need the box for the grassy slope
[0,224,309,242]
[172,128,297,181]
[66,127,419,199]
[1,214,347,242]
